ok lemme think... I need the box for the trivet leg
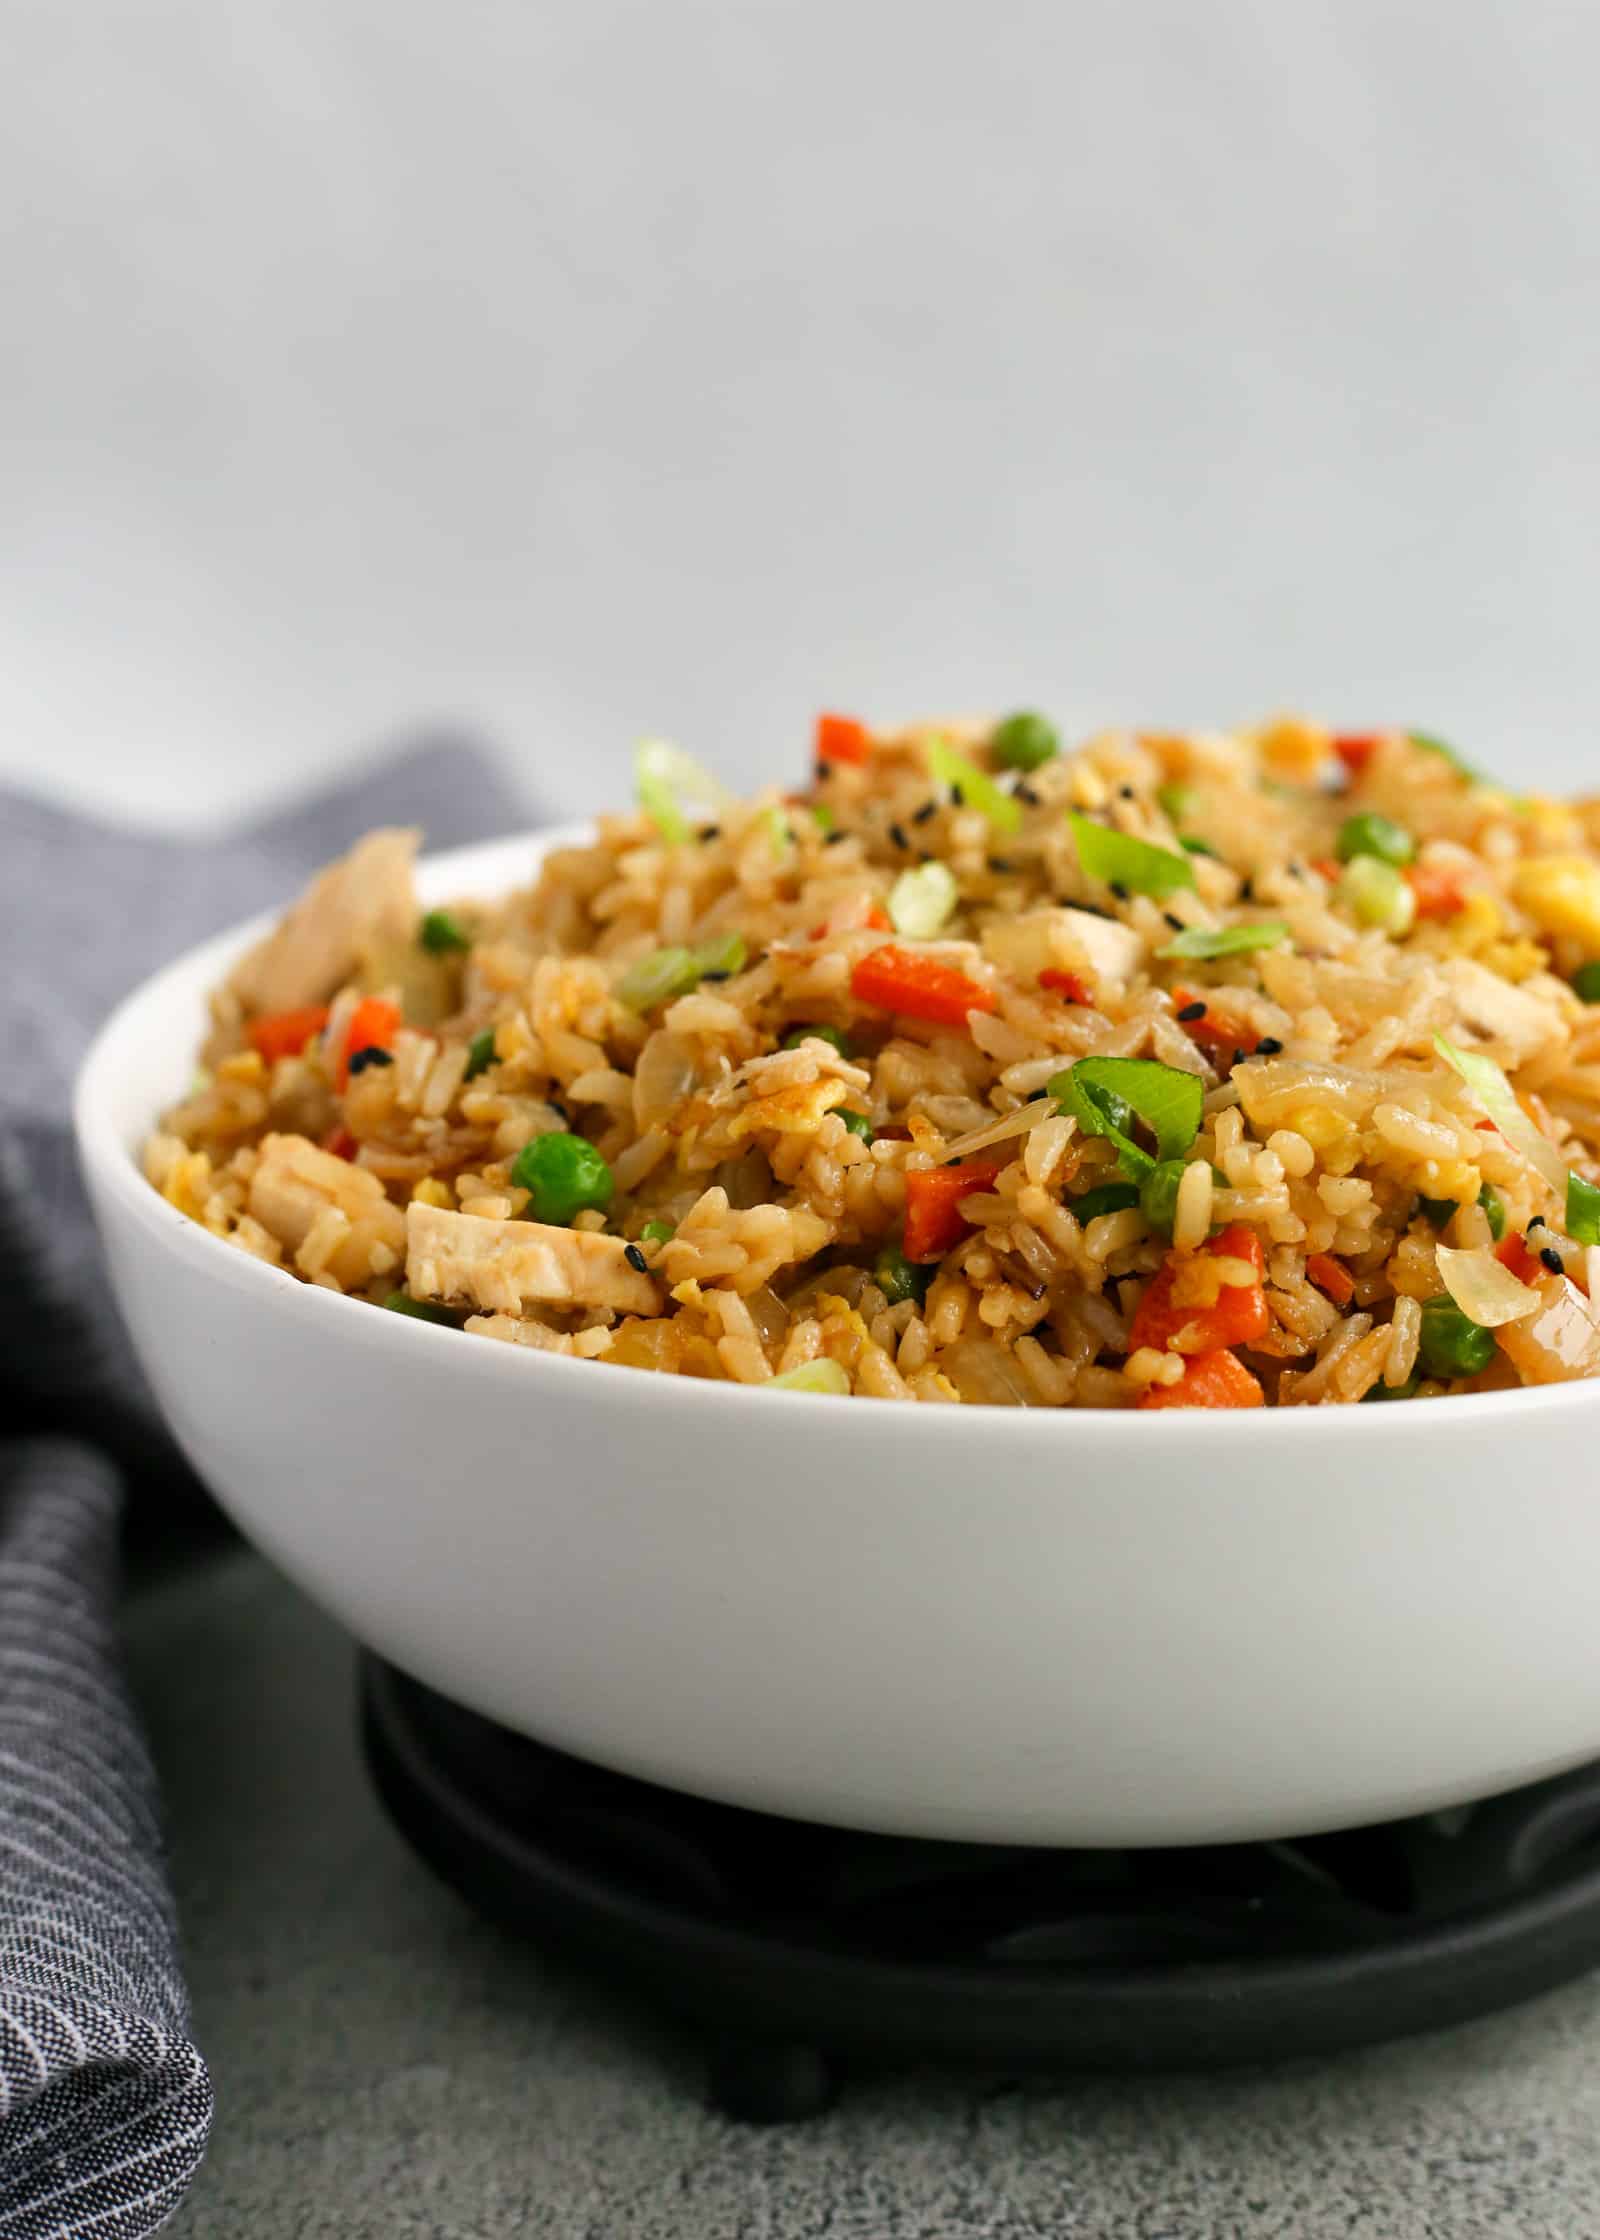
[706,2038,837,2123]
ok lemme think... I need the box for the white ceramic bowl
[76,828,1600,1847]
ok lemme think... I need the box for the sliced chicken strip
[407,1201,663,1318]
[247,1132,406,1290]
[229,827,421,1015]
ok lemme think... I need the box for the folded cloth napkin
[0,736,527,2237]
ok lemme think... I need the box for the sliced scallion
[1158,921,1289,961]
[635,739,733,845]
[1049,1056,1204,1180]
[767,1357,851,1395]
[926,737,1022,837]
[887,859,958,939]
[1068,813,1196,901]
[1567,1173,1600,1247]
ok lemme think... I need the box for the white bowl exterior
[75,830,1600,1846]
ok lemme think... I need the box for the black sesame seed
[988,856,1014,874]
[624,1243,649,1273]
[345,1045,394,1074]
[1232,1047,1248,1069]
[889,821,910,851]
[700,970,731,983]
[1017,782,1042,807]
[949,783,965,808]
[1074,901,1113,919]
[1255,1035,1284,1055]
[1240,877,1256,901]
[1163,910,1185,931]
[823,827,848,845]
[1177,1001,1207,1022]
[1109,881,1130,901]
[697,823,722,841]
[815,759,831,784]
[1286,860,1304,880]
[1541,1245,1565,1274]
[1119,784,1136,800]
[548,1100,569,1124]
[1526,1217,1545,1237]
[912,798,938,825]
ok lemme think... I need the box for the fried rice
[142,713,1600,1406]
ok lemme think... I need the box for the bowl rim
[73,822,1600,1442]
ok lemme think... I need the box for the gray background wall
[4,0,1597,826]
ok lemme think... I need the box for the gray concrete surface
[126,1543,1600,2239]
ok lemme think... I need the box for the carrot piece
[321,1126,357,1161]
[1137,1348,1265,1410]
[903,1160,1005,1262]
[864,903,892,932]
[1306,1251,1356,1306]
[815,712,871,766]
[1038,968,1093,1004]
[850,944,997,1028]
[337,996,402,1089]
[1334,734,1379,775]
[246,1003,330,1064]
[1310,856,1343,883]
[1406,860,1468,920]
[1171,985,1257,1070]
[1498,1234,1543,1286]
[1127,1224,1270,1355]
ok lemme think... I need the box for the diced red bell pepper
[1172,986,1258,1070]
[247,1003,330,1064]
[1306,1251,1356,1306]
[1334,735,1379,775]
[337,996,402,1089]
[321,1126,357,1161]
[1406,860,1469,920]
[1498,1233,1543,1286]
[850,944,997,1028]
[1128,1224,1270,1355]
[815,712,871,766]
[902,1160,1005,1262]
[1311,856,1343,884]
[1137,1348,1265,1409]
[1038,968,1093,1004]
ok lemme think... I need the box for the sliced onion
[940,1095,1062,1163]
[631,1029,699,1131]
[1435,1244,1540,1328]
[939,1333,1035,1405]
[1433,1032,1569,1191]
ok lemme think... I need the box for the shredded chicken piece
[229,828,421,1014]
[247,1133,406,1289]
[406,1202,662,1317]
[1443,957,1566,1069]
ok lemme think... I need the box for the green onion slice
[1410,731,1485,786]
[1158,921,1289,961]
[1068,813,1196,900]
[1049,1056,1204,1180]
[1567,1173,1600,1248]
[887,860,958,939]
[1433,1033,1569,1191]
[635,739,733,845]
[766,1357,851,1395]
[926,737,1022,837]
[617,932,748,1012]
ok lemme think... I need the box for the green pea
[1336,812,1416,868]
[1418,1295,1497,1380]
[836,1109,875,1144]
[1156,782,1195,823]
[782,1024,852,1056]
[873,1243,930,1307]
[1477,1181,1506,1242]
[639,1218,676,1246]
[463,1028,498,1081]
[1573,962,1600,1004]
[382,1290,458,1326]
[419,908,471,954]
[510,1132,615,1225]
[1138,1159,1190,1235]
[989,711,1060,772]
[1070,1181,1141,1223]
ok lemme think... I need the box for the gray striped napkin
[0,736,526,2236]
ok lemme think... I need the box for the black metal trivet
[361,1655,1600,2121]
